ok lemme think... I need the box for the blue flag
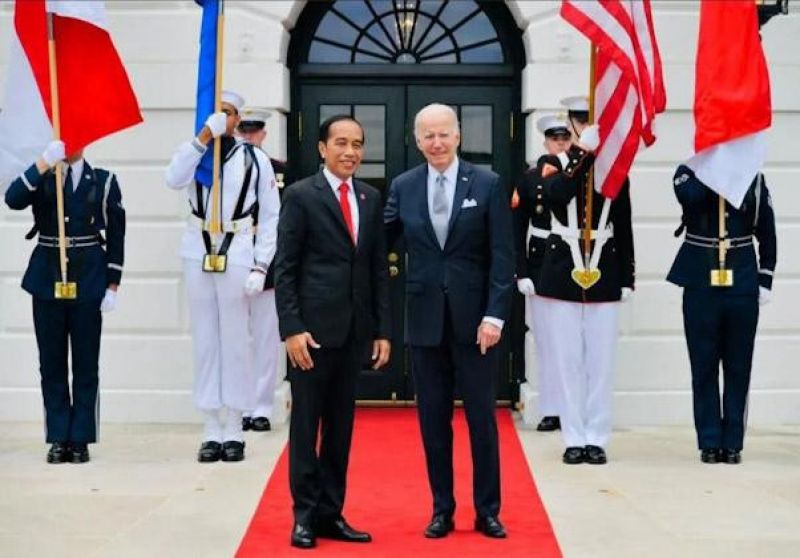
[194,0,220,187]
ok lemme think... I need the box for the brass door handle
[389,265,399,277]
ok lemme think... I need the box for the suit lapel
[315,171,355,246]
[416,165,440,249]
[353,180,370,251]
[73,161,93,199]
[447,160,474,235]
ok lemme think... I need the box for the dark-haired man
[275,114,390,549]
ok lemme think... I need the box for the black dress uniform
[667,165,776,462]
[5,160,125,460]
[538,145,635,302]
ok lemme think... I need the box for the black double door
[295,82,516,402]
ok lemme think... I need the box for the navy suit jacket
[384,160,514,346]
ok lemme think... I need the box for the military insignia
[541,163,558,177]
[360,193,366,200]
[571,267,602,290]
[535,205,544,214]
[510,188,520,209]
[674,173,689,186]
[461,176,468,182]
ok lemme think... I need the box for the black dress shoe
[316,517,371,543]
[700,448,719,464]
[562,446,585,464]
[250,416,271,432]
[536,416,561,432]
[721,449,741,464]
[584,445,607,465]
[242,417,252,431]
[291,523,316,549]
[424,514,454,538]
[197,441,222,463]
[46,442,70,464]
[475,515,507,538]
[221,441,245,462]
[70,443,90,464]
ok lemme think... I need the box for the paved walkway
[1,418,798,557]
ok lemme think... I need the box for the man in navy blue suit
[385,104,514,539]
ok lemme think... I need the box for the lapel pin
[360,193,366,200]
[461,177,468,182]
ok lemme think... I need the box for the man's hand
[204,112,227,139]
[39,140,65,170]
[244,270,266,296]
[286,332,321,371]
[371,339,391,370]
[620,287,633,302]
[100,288,117,313]
[578,124,600,152]
[516,278,536,296]
[759,286,772,306]
[476,321,502,356]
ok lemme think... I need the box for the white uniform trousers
[525,294,560,417]
[248,289,281,418]
[184,260,255,412]
[539,298,619,448]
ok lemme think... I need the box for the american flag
[561,0,666,199]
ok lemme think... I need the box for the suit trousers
[525,294,560,416]
[289,330,363,525]
[682,289,759,451]
[248,289,281,418]
[410,320,501,519]
[184,260,255,412]
[542,298,619,448]
[32,297,102,443]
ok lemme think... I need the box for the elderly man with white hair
[385,103,514,539]
[165,90,280,463]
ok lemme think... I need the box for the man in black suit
[384,104,514,539]
[274,115,391,549]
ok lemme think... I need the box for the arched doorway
[288,0,525,403]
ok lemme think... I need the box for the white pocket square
[461,198,478,208]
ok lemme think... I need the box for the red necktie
[338,182,356,244]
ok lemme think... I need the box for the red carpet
[237,408,561,557]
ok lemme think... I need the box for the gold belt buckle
[54,281,78,299]
[202,254,228,273]
[710,269,733,287]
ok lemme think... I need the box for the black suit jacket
[274,170,390,347]
[384,160,514,346]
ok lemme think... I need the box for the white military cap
[560,95,589,113]
[221,90,245,111]
[239,107,271,125]
[536,114,570,136]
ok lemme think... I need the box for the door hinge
[298,111,303,142]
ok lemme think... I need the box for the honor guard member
[5,140,125,464]
[536,96,635,465]
[514,114,572,432]
[667,166,776,464]
[165,90,280,462]
[236,107,282,432]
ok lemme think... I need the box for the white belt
[550,221,614,241]
[530,226,550,239]
[188,214,255,234]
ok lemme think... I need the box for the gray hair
[414,103,460,139]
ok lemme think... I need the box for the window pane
[416,21,446,53]
[356,163,385,179]
[316,12,359,44]
[332,0,373,27]
[460,105,492,158]
[439,0,478,28]
[354,105,386,160]
[452,12,497,45]
[309,41,351,63]
[460,42,504,63]
[354,52,391,63]
[320,105,351,124]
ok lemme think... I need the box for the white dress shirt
[323,166,360,242]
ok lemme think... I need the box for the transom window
[308,0,504,64]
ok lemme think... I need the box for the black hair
[319,114,365,143]
[238,121,266,133]
[568,110,590,126]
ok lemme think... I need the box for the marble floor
[1,417,798,558]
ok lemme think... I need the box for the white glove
[517,278,536,296]
[244,270,266,296]
[759,286,772,306]
[578,124,600,151]
[100,289,117,312]
[620,287,633,302]
[41,140,65,167]
[204,112,227,138]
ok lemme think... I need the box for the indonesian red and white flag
[0,0,142,186]
[561,0,666,199]
[686,0,771,209]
